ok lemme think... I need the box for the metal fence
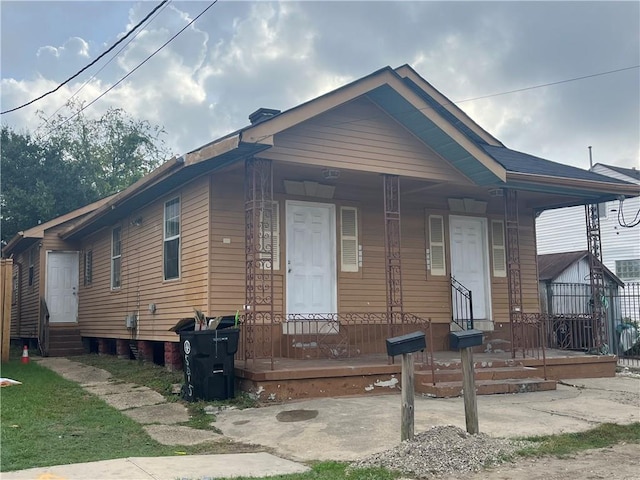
[540,282,640,367]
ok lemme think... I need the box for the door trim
[449,215,492,323]
[285,200,337,316]
[45,250,80,324]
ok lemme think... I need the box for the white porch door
[46,251,79,323]
[286,201,337,314]
[449,216,491,321]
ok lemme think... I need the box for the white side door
[449,216,491,321]
[286,201,337,314]
[46,251,79,323]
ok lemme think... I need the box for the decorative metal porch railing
[451,276,473,330]
[236,312,435,370]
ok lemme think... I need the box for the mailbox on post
[386,331,426,357]
[449,329,483,350]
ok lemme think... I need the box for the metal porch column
[244,158,275,368]
[383,175,404,333]
[504,189,524,358]
[585,203,607,351]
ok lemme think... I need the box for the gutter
[507,171,640,197]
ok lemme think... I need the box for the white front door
[46,251,79,323]
[286,201,337,314]
[449,216,491,321]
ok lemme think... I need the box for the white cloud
[1,1,638,168]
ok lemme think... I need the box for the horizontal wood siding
[11,246,40,338]
[207,167,540,327]
[259,97,471,184]
[78,175,210,342]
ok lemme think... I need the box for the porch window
[84,250,93,286]
[340,207,359,272]
[111,227,121,289]
[427,215,446,276]
[259,201,279,270]
[616,259,640,281]
[164,197,180,280]
[491,220,507,277]
[28,247,34,287]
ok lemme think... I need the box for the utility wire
[454,65,640,104]
[1,0,169,115]
[53,0,218,130]
[36,0,173,134]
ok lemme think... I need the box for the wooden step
[46,327,84,357]
[417,378,557,398]
[417,366,541,383]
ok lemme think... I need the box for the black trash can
[175,318,239,402]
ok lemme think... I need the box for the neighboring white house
[536,163,640,283]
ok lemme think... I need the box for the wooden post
[1,259,14,362]
[401,352,415,441]
[461,346,479,434]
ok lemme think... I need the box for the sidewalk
[3,358,638,479]
[1,453,309,480]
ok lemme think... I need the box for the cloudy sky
[1,1,639,170]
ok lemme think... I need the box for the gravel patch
[351,425,532,478]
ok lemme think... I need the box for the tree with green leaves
[1,102,169,245]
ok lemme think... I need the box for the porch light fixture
[322,168,340,180]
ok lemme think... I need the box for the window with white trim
[616,259,640,281]
[259,201,280,270]
[491,220,507,277]
[164,197,180,280]
[340,207,359,272]
[111,227,121,289]
[427,215,446,276]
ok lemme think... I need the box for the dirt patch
[439,443,640,480]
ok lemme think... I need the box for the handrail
[38,297,50,357]
[451,276,473,330]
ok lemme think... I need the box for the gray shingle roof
[482,145,630,184]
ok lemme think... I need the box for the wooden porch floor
[235,349,617,400]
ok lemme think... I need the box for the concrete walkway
[4,358,639,479]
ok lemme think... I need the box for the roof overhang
[507,172,640,210]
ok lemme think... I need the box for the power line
[36,0,173,134]
[454,65,640,104]
[53,0,219,131]
[1,0,169,115]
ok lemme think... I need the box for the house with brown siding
[3,196,113,355]
[14,65,639,398]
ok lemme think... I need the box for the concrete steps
[415,359,557,398]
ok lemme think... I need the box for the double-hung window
[111,227,121,289]
[164,197,180,280]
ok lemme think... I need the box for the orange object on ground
[21,345,29,364]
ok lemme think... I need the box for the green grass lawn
[1,359,197,472]
[3,354,638,478]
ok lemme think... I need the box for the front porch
[233,311,617,400]
[235,348,616,401]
